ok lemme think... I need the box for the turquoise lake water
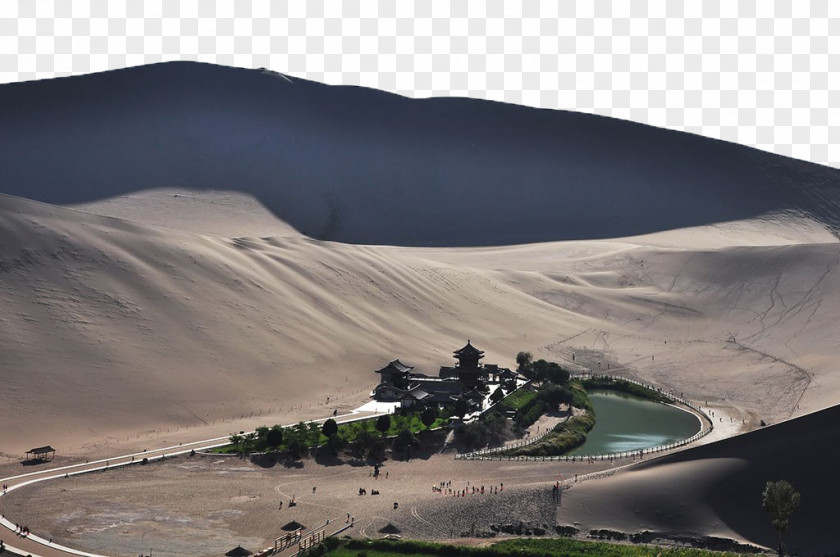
[567,389,701,455]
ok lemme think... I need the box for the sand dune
[68,188,301,238]
[2,62,840,554]
[558,404,840,555]
[0,193,582,455]
[1,62,840,246]
[3,191,840,457]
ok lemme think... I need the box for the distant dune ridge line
[1,61,840,246]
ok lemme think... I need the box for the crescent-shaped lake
[567,389,702,456]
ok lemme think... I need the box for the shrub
[589,529,628,540]
[556,525,579,537]
[536,384,573,409]
[515,399,548,429]
[503,412,595,457]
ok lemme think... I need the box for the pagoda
[440,340,489,386]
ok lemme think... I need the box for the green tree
[375,414,391,437]
[354,429,384,461]
[421,407,437,429]
[454,421,488,449]
[266,425,283,449]
[454,397,469,420]
[284,428,309,459]
[392,428,420,460]
[490,386,505,405]
[307,421,322,444]
[321,418,338,438]
[762,479,801,556]
[537,384,573,410]
[545,363,571,385]
[229,433,244,449]
[516,351,533,371]
[242,432,258,452]
[531,359,550,383]
[486,413,506,444]
[325,433,347,456]
[255,425,270,445]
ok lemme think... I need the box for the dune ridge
[1,61,840,246]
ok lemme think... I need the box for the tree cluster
[454,413,507,450]
[516,352,570,385]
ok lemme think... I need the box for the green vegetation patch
[514,398,549,429]
[501,411,596,457]
[581,377,671,403]
[500,388,536,411]
[568,381,593,412]
[215,409,449,457]
[493,538,745,557]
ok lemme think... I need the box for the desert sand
[2,189,839,554]
[3,191,838,455]
[2,62,840,555]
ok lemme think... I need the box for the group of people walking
[433,479,504,497]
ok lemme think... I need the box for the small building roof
[411,378,464,394]
[27,446,56,454]
[453,340,484,359]
[375,359,414,374]
[401,387,432,401]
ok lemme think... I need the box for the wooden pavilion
[25,445,56,461]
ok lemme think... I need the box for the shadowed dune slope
[558,404,840,555]
[2,61,840,246]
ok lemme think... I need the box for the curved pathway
[0,411,376,557]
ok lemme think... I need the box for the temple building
[371,340,519,413]
[439,340,489,386]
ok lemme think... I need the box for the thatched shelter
[280,520,306,531]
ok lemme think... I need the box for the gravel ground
[0,450,619,557]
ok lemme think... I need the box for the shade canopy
[281,520,306,531]
[378,523,402,534]
[27,446,56,454]
[225,546,252,557]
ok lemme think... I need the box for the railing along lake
[456,374,714,462]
